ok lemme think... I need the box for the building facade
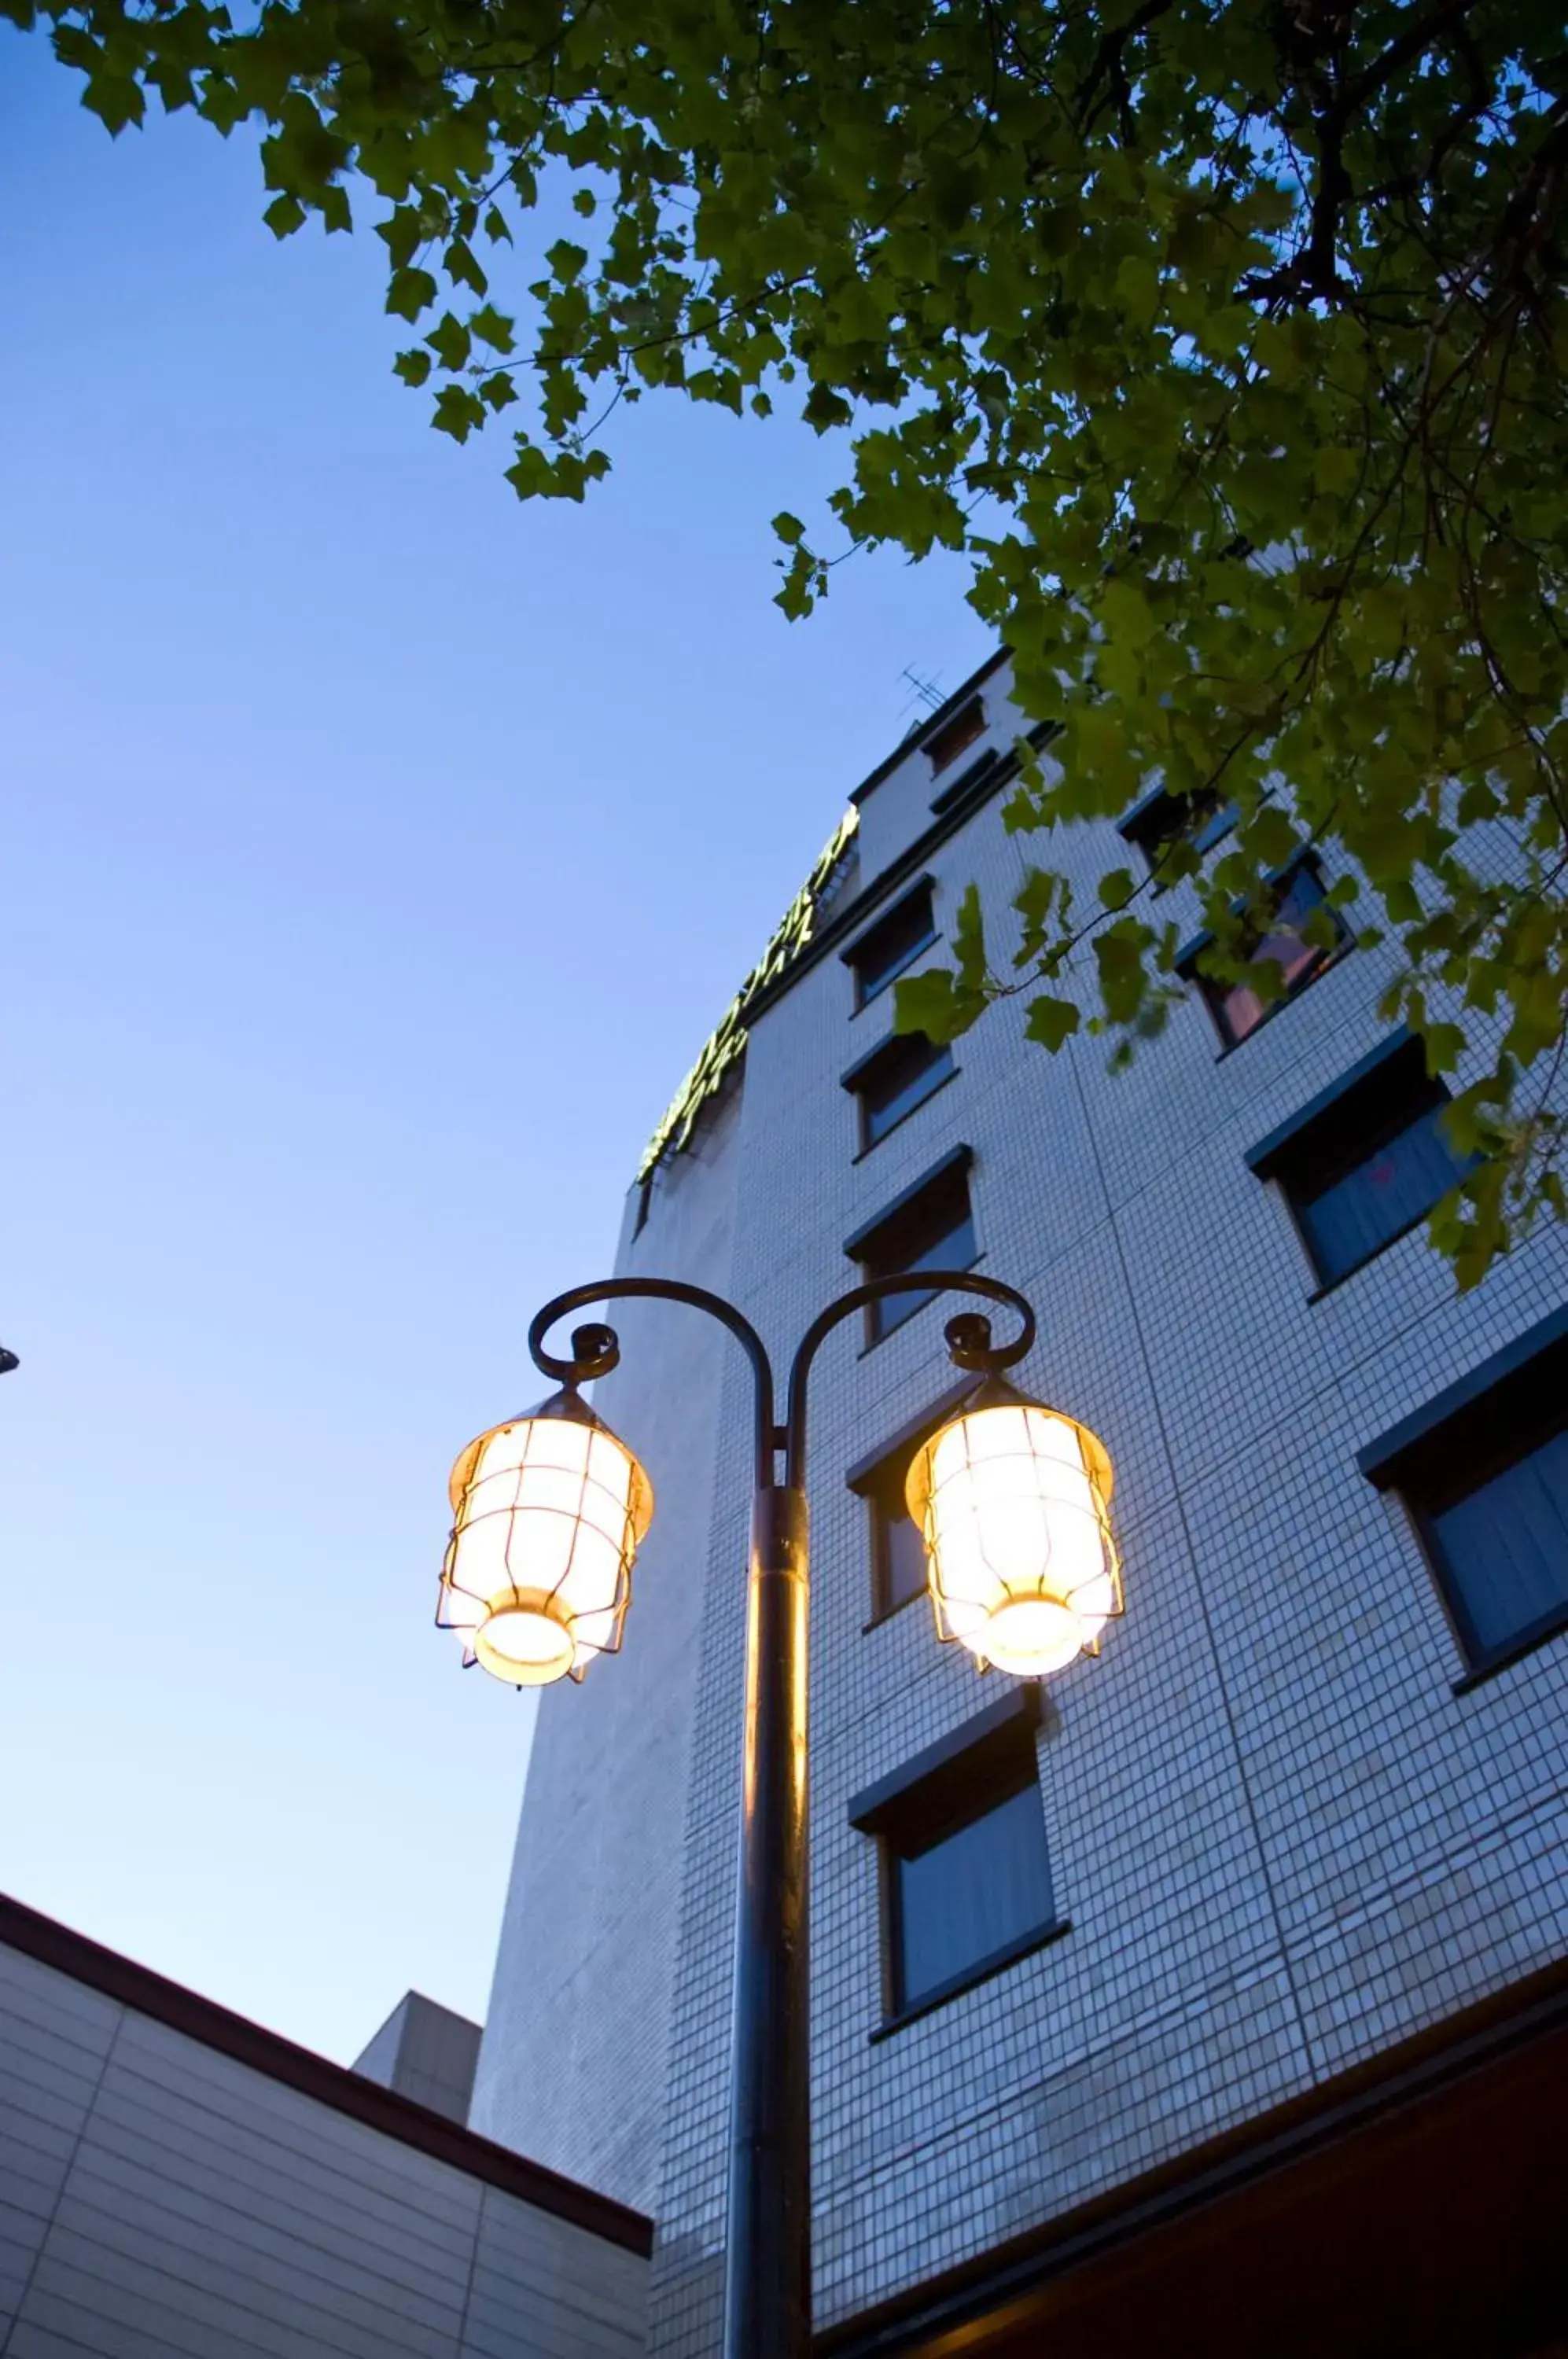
[352,1990,482,2126]
[469,651,1568,2352]
[0,1892,650,2359]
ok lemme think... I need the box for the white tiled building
[468,651,1568,2356]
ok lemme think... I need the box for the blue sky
[0,37,991,2065]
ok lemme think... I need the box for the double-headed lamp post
[435,1270,1121,2359]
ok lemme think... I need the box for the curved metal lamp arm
[529,1268,1036,1495]
[528,1277,778,1491]
[782,1270,1036,1489]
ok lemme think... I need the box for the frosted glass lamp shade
[436,1387,653,1687]
[907,1387,1121,1678]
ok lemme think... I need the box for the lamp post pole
[525,1271,1038,2359]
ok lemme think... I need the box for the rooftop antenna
[900,664,944,713]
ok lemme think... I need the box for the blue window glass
[870,1205,977,1339]
[848,886,937,1007]
[893,1779,1054,2009]
[1360,1316,1568,1681]
[1204,862,1344,1047]
[856,1390,974,1625]
[875,1504,929,1616]
[1429,1426,1568,1667]
[853,1032,954,1150]
[858,1160,977,1342]
[1191,800,1239,856]
[1297,1101,1474,1286]
[1249,1034,1478,1294]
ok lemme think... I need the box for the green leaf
[427,311,470,370]
[506,440,554,500]
[386,267,437,322]
[1024,995,1080,1051]
[892,968,983,1047]
[83,71,145,134]
[469,304,515,355]
[803,384,853,432]
[1246,807,1300,874]
[376,207,424,270]
[1092,924,1151,1025]
[34,0,1568,1287]
[1419,1022,1467,1075]
[445,237,488,296]
[545,239,588,284]
[1313,446,1358,495]
[953,883,987,997]
[432,385,486,443]
[263,193,306,238]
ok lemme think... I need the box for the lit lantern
[436,1386,653,1687]
[906,1380,1121,1678]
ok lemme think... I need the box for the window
[930,723,1058,819]
[1359,1310,1568,1684]
[846,1380,971,1623]
[1186,859,1347,1051]
[845,1029,955,1153]
[924,697,985,775]
[1247,1032,1478,1291]
[1119,782,1236,879]
[845,1146,977,1344]
[874,1507,930,1617]
[844,882,937,1009]
[929,746,1004,819]
[847,1691,1065,2030]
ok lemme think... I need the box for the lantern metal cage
[905,1375,1122,1679]
[436,1382,653,1687]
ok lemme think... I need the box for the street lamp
[907,1375,1121,1679]
[436,1272,1121,2359]
[438,1383,653,1684]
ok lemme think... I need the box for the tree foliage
[15,0,1568,1283]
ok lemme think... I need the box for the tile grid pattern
[473,656,1568,2349]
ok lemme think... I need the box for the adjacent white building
[468,650,1568,2355]
[0,1891,650,2358]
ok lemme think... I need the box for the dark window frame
[1180,855,1349,1054]
[1358,1311,1568,1689]
[842,879,939,1011]
[923,697,986,776]
[929,747,1005,819]
[844,1145,978,1346]
[1246,1031,1478,1295]
[847,1689,1069,2036]
[842,1028,957,1157]
[1119,782,1238,883]
[848,1377,974,1628]
[870,1505,931,1621]
[932,720,1058,821]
